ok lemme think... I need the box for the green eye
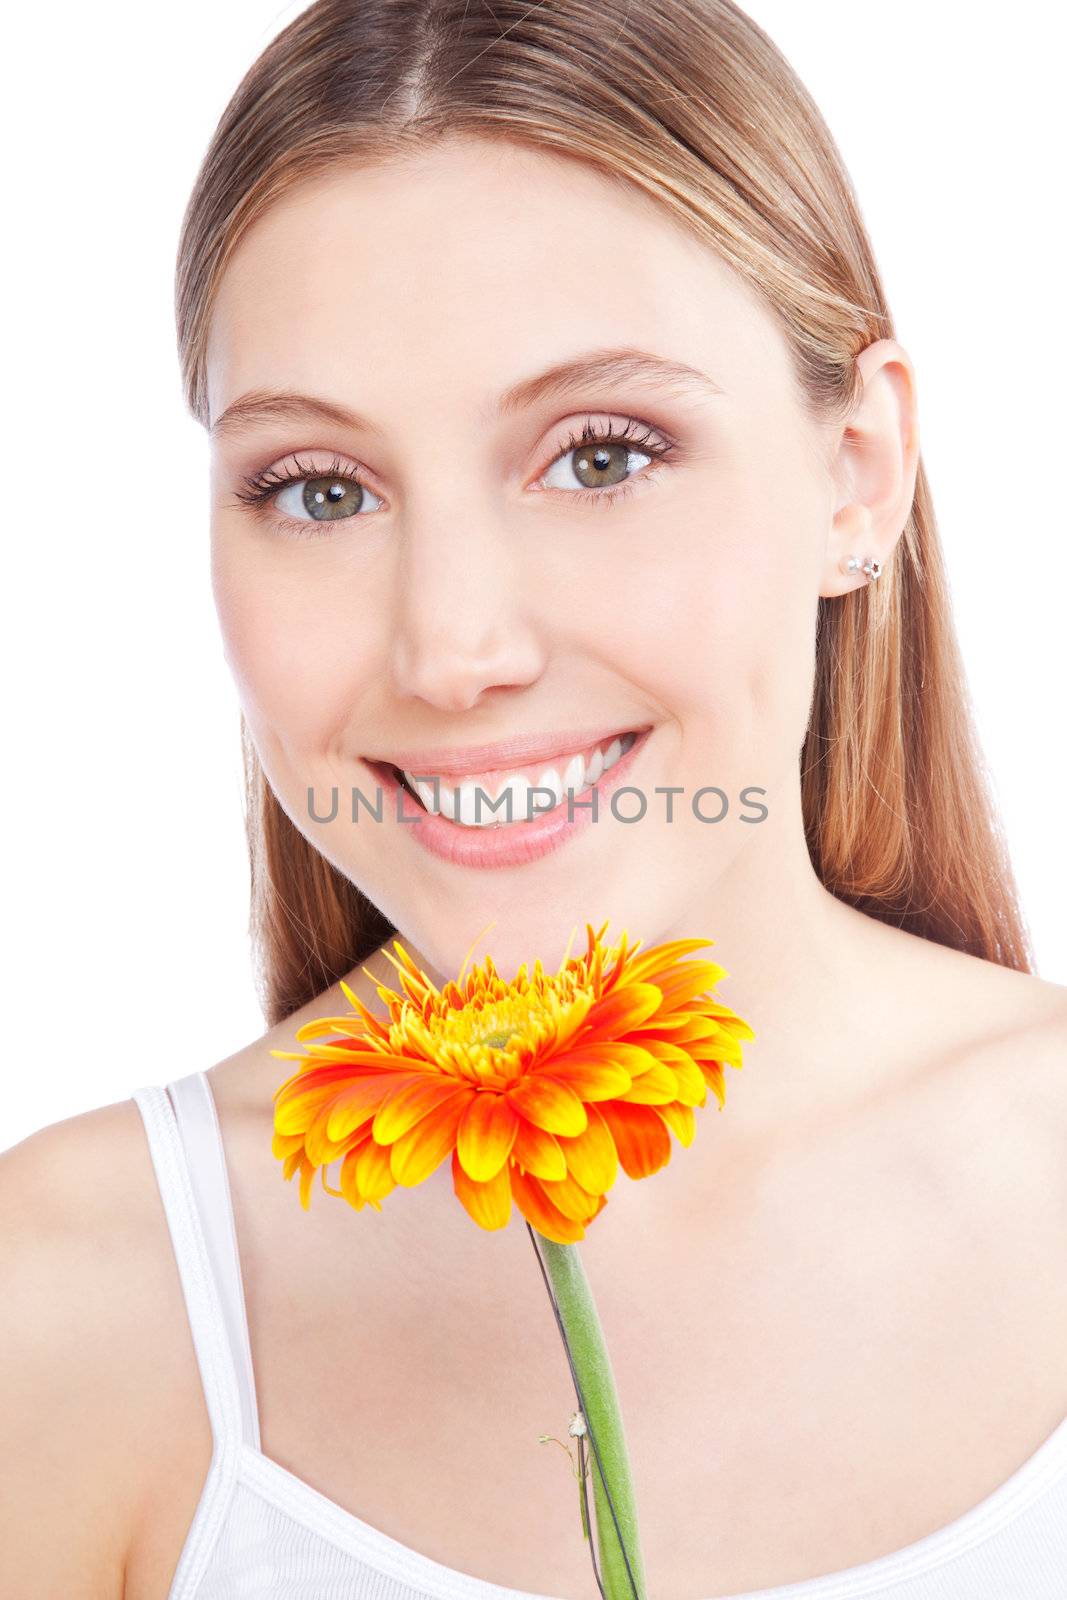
[275,473,380,522]
[545,438,653,493]
[540,417,676,503]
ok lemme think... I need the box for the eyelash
[232,416,678,537]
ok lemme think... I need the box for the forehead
[205,136,787,426]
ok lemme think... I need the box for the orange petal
[506,1074,588,1136]
[558,1039,659,1075]
[703,1008,756,1041]
[670,1058,708,1107]
[306,1102,365,1166]
[511,1119,568,1181]
[643,955,722,985]
[298,1044,432,1068]
[372,1075,473,1144]
[321,1074,411,1141]
[596,1101,673,1179]
[356,1137,398,1202]
[340,978,394,1029]
[631,1017,722,1042]
[639,1041,708,1107]
[640,1038,701,1063]
[452,1149,513,1230]
[546,1054,632,1100]
[338,1136,397,1204]
[509,1164,587,1244]
[657,1100,697,1146]
[578,983,665,1043]
[292,1014,387,1044]
[690,1033,745,1067]
[339,1135,371,1205]
[621,938,714,982]
[620,1059,681,1105]
[389,1090,470,1186]
[456,1092,520,1182]
[272,1058,388,1108]
[703,1062,728,1108]
[555,1104,618,1193]
[274,1080,349,1136]
[655,962,728,1008]
[537,1169,604,1223]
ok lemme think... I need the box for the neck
[353,783,932,1160]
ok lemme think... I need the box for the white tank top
[131,1072,1067,1598]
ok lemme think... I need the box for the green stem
[532,1231,648,1599]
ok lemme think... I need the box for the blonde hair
[175,0,1033,1025]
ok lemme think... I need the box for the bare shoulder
[1016,973,1067,1105]
[973,963,1067,1125]
[933,959,1067,1227]
[1011,973,1067,1195]
[0,1098,209,1599]
[1,1095,159,1241]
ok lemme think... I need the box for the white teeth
[562,752,586,793]
[436,783,459,822]
[503,774,531,824]
[400,729,641,827]
[458,781,483,826]
[600,737,623,773]
[537,766,564,808]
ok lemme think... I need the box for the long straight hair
[175,0,1033,1025]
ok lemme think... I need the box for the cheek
[586,467,820,757]
[210,532,377,749]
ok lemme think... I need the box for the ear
[821,338,920,597]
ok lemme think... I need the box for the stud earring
[841,554,882,582]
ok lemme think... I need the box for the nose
[387,501,546,713]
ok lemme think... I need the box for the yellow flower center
[480,1029,516,1050]
[388,972,595,1088]
[443,996,549,1077]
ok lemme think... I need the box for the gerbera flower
[271,921,754,1245]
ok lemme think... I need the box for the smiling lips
[392,730,639,828]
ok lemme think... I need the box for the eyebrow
[208,346,724,441]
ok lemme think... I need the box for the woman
[3,0,1065,1596]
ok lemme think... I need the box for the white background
[3,2,1064,1148]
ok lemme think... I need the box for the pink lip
[366,722,647,778]
[365,727,653,870]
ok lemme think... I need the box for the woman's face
[206,136,843,980]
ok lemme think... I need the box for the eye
[539,416,676,503]
[233,452,382,532]
[275,472,382,523]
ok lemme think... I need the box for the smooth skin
[3,137,1066,1600]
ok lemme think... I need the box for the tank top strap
[131,1076,259,1454]
[167,1071,262,1450]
